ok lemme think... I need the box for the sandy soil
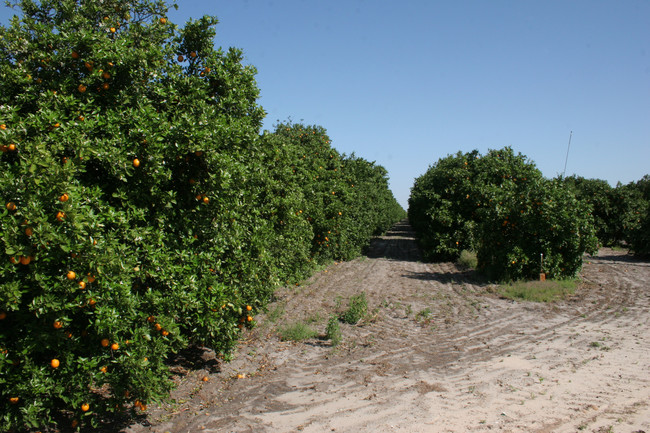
[123,220,649,433]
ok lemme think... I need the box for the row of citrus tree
[561,175,649,257]
[0,0,404,430]
[408,148,648,281]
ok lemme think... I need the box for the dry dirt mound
[125,220,650,433]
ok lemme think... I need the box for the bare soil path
[125,220,650,433]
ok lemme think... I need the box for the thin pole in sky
[562,131,573,178]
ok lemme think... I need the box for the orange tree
[267,122,405,263]
[408,150,481,261]
[562,175,648,248]
[561,176,617,246]
[624,175,650,257]
[409,148,597,280]
[0,0,270,430]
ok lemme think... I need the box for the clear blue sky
[2,1,649,209]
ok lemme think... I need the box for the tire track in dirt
[124,222,649,433]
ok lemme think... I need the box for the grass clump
[415,307,433,323]
[341,292,368,324]
[498,279,578,302]
[457,250,478,269]
[277,322,318,341]
[326,315,342,346]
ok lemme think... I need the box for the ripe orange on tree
[67,271,76,280]
[78,84,87,93]
[51,358,60,368]
[132,158,140,167]
[81,403,90,412]
[0,311,6,320]
[6,201,16,211]
[56,211,66,221]
[53,321,63,329]
[111,342,119,350]
[78,281,86,290]
[24,227,33,236]
[100,338,110,347]
[19,256,31,265]
[0,124,6,130]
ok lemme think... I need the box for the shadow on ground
[365,219,422,262]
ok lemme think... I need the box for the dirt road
[125,220,649,433]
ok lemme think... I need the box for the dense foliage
[562,175,650,257]
[0,0,404,430]
[409,148,598,281]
